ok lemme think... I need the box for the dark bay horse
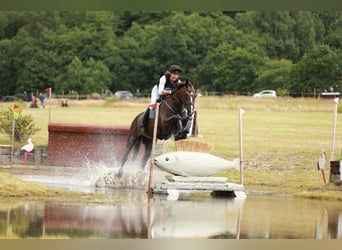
[119,80,198,172]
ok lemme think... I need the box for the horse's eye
[165,157,169,161]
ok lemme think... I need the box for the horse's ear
[180,79,189,88]
[192,82,199,89]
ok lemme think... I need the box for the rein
[161,98,186,122]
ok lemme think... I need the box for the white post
[147,103,160,197]
[147,104,160,239]
[239,108,245,185]
[331,97,339,161]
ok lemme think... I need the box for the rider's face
[170,72,179,82]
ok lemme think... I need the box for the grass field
[1,96,342,197]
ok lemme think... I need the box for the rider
[141,64,182,133]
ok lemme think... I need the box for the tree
[195,42,266,93]
[253,59,293,93]
[291,11,316,62]
[114,23,155,92]
[116,11,170,36]
[1,11,342,97]
[9,28,40,93]
[290,44,342,94]
[321,13,342,50]
[55,56,84,94]
[16,49,60,93]
[0,12,8,39]
[53,12,124,93]
[55,57,111,95]
[0,39,17,95]
[0,106,40,143]
[82,58,111,94]
[253,11,297,60]
[151,12,220,79]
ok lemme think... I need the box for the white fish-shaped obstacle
[154,151,240,177]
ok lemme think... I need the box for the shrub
[0,106,41,143]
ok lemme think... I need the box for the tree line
[0,11,341,97]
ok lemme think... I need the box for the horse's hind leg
[141,138,153,168]
[121,139,134,167]
[132,136,142,160]
[118,136,136,177]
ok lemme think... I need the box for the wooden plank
[165,175,228,183]
[153,175,245,196]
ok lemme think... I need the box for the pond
[1,170,341,239]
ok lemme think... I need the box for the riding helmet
[169,65,182,74]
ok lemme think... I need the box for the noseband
[182,89,195,117]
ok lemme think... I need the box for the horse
[119,80,198,174]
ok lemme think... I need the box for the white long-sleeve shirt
[150,74,181,105]
[157,75,168,95]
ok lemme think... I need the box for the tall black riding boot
[141,108,150,133]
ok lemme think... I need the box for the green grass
[0,171,126,205]
[1,96,342,198]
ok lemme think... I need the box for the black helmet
[168,65,182,74]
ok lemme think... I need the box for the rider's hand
[164,88,175,95]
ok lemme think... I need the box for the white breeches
[150,85,159,105]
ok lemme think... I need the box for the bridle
[162,83,196,121]
[182,87,195,117]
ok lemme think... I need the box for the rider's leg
[141,107,150,133]
[141,85,159,132]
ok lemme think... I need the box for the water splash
[93,161,149,190]
[16,159,150,192]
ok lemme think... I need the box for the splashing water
[93,161,149,190]
[16,158,151,192]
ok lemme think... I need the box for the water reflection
[43,201,148,238]
[239,196,342,239]
[0,203,44,238]
[0,193,341,239]
[151,196,245,239]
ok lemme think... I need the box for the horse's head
[174,80,198,117]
